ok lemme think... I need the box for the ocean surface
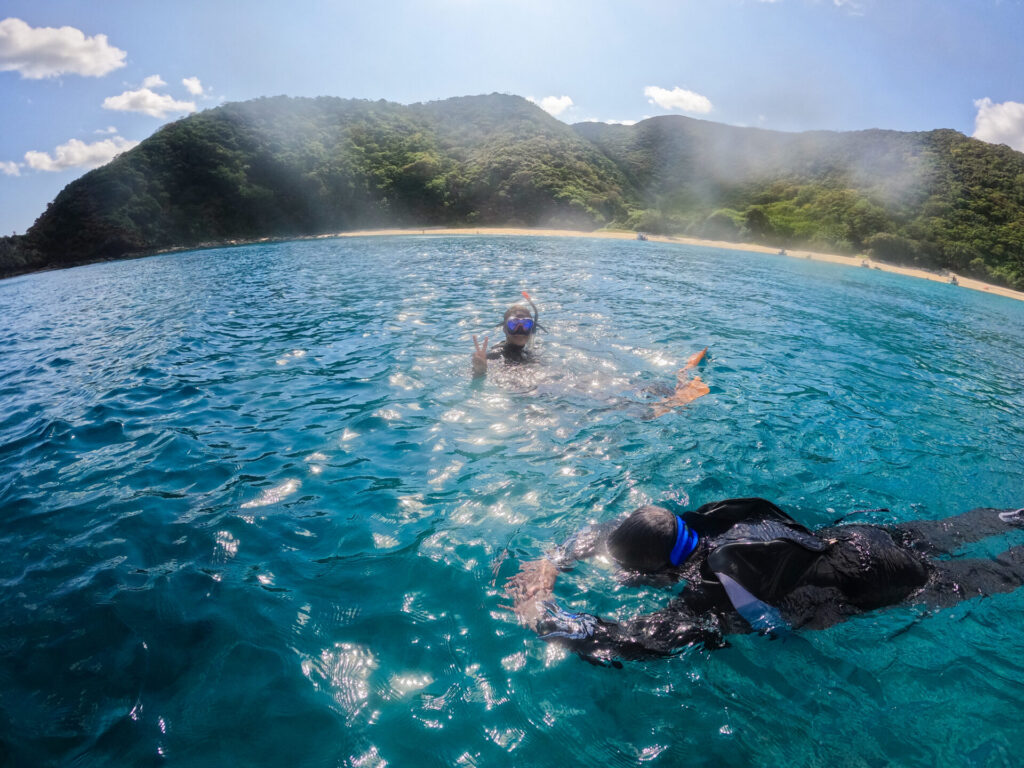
[1,235,1023,767]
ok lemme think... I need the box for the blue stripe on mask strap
[670,516,700,566]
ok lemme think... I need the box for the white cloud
[973,98,1024,153]
[95,125,118,134]
[0,160,21,176]
[527,95,574,116]
[0,17,126,79]
[24,135,139,172]
[580,117,639,126]
[182,76,204,96]
[103,87,196,118]
[832,0,866,14]
[142,74,166,88]
[644,85,713,114]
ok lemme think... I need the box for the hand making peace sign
[472,334,489,376]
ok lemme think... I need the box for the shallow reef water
[1,235,1023,767]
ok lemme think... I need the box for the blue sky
[2,0,1023,235]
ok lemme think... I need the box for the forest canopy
[4,94,1024,289]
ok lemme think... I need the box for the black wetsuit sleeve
[544,601,728,663]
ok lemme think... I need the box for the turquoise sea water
[1,235,1023,767]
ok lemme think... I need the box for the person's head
[502,304,535,347]
[608,505,698,573]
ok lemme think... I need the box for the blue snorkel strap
[670,516,699,566]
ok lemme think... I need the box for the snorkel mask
[505,316,535,335]
[498,291,544,337]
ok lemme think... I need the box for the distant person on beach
[506,497,1024,664]
[471,292,709,415]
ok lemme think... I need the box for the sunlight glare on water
[1,236,1023,767]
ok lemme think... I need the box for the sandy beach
[321,226,1024,303]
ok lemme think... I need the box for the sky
[2,0,1023,236]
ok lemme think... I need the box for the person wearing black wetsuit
[470,294,710,417]
[472,299,539,377]
[506,498,1024,663]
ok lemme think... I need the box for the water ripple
[1,237,1023,766]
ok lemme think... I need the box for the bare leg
[650,348,710,418]
[893,507,1024,555]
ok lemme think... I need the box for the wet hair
[607,505,677,572]
[503,304,533,322]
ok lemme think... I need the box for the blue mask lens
[506,317,534,334]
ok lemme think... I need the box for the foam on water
[1,236,1023,767]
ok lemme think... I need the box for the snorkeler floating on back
[506,497,1024,664]
[472,291,710,415]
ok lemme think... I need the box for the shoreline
[9,227,1024,303]
[322,227,1024,303]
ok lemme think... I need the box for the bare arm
[505,558,559,630]
[504,522,610,629]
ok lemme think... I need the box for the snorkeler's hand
[506,560,558,628]
[472,335,489,376]
[538,601,599,641]
[506,560,558,601]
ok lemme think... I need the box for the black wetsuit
[486,340,533,364]
[549,498,1024,660]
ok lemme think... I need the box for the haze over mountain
[2,93,1023,289]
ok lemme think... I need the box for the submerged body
[479,337,534,366]
[508,498,1024,662]
[471,293,709,415]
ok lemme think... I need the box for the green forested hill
[413,95,633,226]
[4,93,1024,288]
[577,117,1024,286]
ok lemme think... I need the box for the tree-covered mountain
[4,93,1023,288]
[577,117,1024,286]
